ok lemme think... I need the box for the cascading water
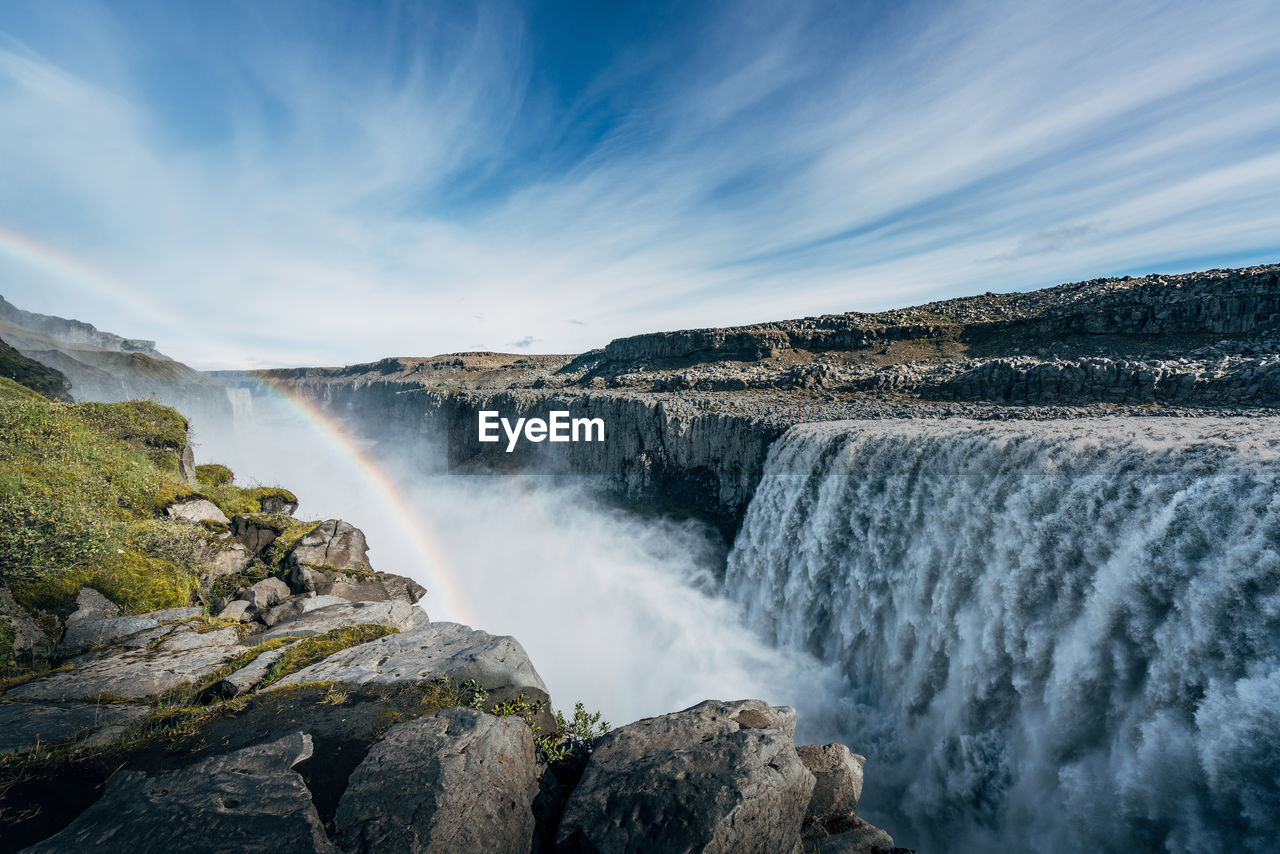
[725,418,1280,854]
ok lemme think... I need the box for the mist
[187,391,854,743]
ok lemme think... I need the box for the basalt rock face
[217,264,1280,537]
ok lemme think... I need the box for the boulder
[269,621,551,730]
[258,494,298,515]
[804,816,896,853]
[258,599,426,642]
[198,541,251,582]
[143,606,205,621]
[285,519,372,574]
[231,515,287,555]
[335,707,539,853]
[23,732,335,853]
[65,587,119,625]
[556,699,815,854]
[158,624,243,651]
[0,586,46,657]
[797,743,866,819]
[217,600,253,622]
[7,644,244,702]
[61,614,159,654]
[0,701,149,754]
[260,594,348,627]
[165,498,230,526]
[290,565,426,604]
[239,577,292,611]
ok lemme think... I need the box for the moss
[259,624,399,688]
[0,615,16,674]
[151,637,293,707]
[194,464,233,488]
[264,519,322,566]
[244,486,297,506]
[12,550,199,616]
[202,484,262,517]
[209,558,281,602]
[0,394,199,596]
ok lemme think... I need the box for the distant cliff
[0,295,231,426]
[216,263,1280,536]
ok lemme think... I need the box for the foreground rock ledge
[556,699,816,854]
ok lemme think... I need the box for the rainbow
[0,223,184,328]
[243,374,475,625]
[1,221,473,623]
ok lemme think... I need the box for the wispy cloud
[0,0,1277,368]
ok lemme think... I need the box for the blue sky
[1,0,1278,369]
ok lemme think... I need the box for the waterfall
[725,418,1280,854]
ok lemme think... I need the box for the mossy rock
[194,464,233,488]
[259,624,399,687]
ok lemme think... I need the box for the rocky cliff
[218,263,1280,536]
[0,385,900,853]
[0,296,230,425]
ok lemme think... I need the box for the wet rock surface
[0,701,150,754]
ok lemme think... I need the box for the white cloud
[0,0,1277,369]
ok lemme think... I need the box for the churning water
[726,418,1280,853]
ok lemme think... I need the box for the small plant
[318,685,351,706]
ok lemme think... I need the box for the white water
[726,418,1280,853]
[192,390,853,740]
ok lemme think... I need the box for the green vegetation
[0,381,212,615]
[0,341,71,402]
[194,463,233,488]
[0,616,15,674]
[259,624,399,687]
[467,682,611,764]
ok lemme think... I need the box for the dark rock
[0,701,149,754]
[65,587,119,625]
[289,565,426,604]
[557,699,815,854]
[60,614,159,654]
[803,815,896,853]
[285,519,371,574]
[335,707,538,853]
[22,732,335,853]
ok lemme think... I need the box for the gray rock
[804,816,895,853]
[231,515,290,555]
[218,643,296,697]
[218,600,253,622]
[23,732,335,853]
[240,577,291,611]
[198,541,251,583]
[65,587,119,625]
[557,699,815,854]
[290,565,426,604]
[1,587,48,656]
[142,606,205,621]
[0,701,149,754]
[270,621,551,730]
[335,707,538,853]
[158,624,243,651]
[7,644,244,701]
[797,743,866,818]
[258,494,299,515]
[285,519,372,574]
[61,615,159,654]
[260,594,348,627]
[165,498,230,525]
[258,599,427,642]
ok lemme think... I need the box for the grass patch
[194,464,233,488]
[263,519,322,566]
[259,624,398,688]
